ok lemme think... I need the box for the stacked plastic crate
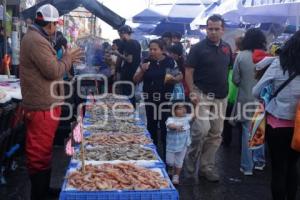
[59,94,179,200]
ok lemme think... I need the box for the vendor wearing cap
[114,25,141,105]
[19,4,82,200]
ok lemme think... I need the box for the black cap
[118,25,133,34]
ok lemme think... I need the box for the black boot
[29,169,51,200]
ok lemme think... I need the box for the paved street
[2,1,300,200]
[2,125,299,200]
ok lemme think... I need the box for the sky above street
[99,0,149,40]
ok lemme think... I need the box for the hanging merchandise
[11,31,19,66]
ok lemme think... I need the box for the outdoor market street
[1,1,300,200]
[2,126,298,200]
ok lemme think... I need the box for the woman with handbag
[253,30,300,200]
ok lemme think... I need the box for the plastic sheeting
[190,0,241,28]
[241,1,300,25]
[151,20,202,36]
[132,4,173,24]
[167,0,206,24]
[224,1,300,25]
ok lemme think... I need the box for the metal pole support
[3,0,7,55]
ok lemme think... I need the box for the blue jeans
[241,121,265,172]
[253,144,266,165]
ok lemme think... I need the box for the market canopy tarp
[21,0,125,29]
[151,19,202,36]
[224,1,300,25]
[242,1,300,25]
[132,3,173,24]
[167,0,206,24]
[133,23,156,34]
[190,0,241,28]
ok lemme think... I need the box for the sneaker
[254,162,265,171]
[200,170,220,182]
[240,168,253,176]
[172,175,179,185]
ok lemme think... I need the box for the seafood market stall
[59,94,178,200]
[0,75,25,185]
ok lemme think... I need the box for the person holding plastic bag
[252,30,300,200]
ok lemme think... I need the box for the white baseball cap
[36,4,59,22]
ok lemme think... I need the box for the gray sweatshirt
[232,50,257,121]
[252,58,300,120]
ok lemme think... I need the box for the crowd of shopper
[15,3,300,200]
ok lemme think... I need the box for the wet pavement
[0,127,299,200]
[178,145,272,200]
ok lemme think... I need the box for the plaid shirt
[166,115,192,153]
